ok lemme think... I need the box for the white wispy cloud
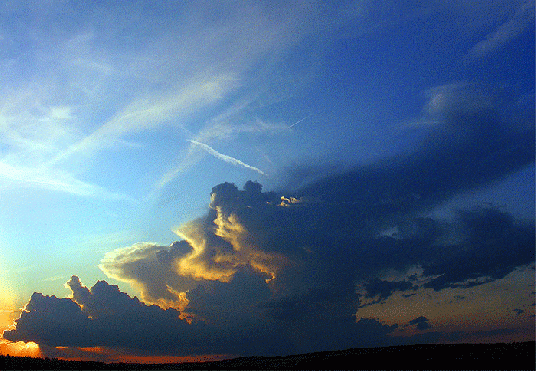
[468,0,534,58]
[187,140,266,176]
[154,98,290,191]
[0,82,134,200]
[50,74,239,165]
[0,1,384,200]
[0,161,133,201]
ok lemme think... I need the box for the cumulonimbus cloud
[5,83,535,357]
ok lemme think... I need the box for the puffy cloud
[3,292,93,347]
[3,277,217,356]
[99,242,195,310]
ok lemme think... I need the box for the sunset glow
[0,339,42,358]
[40,346,232,364]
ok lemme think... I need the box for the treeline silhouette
[0,341,534,370]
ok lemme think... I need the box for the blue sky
[0,0,534,362]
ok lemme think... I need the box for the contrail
[289,116,308,128]
[188,140,265,176]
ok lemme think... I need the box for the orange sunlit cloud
[0,338,42,358]
[173,208,287,285]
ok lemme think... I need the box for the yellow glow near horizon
[0,282,40,359]
[0,262,19,335]
[0,339,42,358]
[0,309,16,333]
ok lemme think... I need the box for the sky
[0,0,534,363]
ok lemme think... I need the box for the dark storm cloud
[409,316,432,331]
[3,292,93,347]
[5,82,535,356]
[353,207,535,302]
[3,272,396,357]
[362,279,416,303]
[3,277,216,356]
[297,83,534,223]
[421,209,535,291]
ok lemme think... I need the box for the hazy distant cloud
[423,83,496,120]
[0,87,131,199]
[468,0,535,59]
[297,83,533,210]
[409,316,432,330]
[0,1,343,201]
[42,0,358,167]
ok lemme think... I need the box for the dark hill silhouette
[0,341,534,370]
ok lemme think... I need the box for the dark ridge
[0,341,534,370]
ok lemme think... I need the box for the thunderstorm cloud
[5,83,534,358]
